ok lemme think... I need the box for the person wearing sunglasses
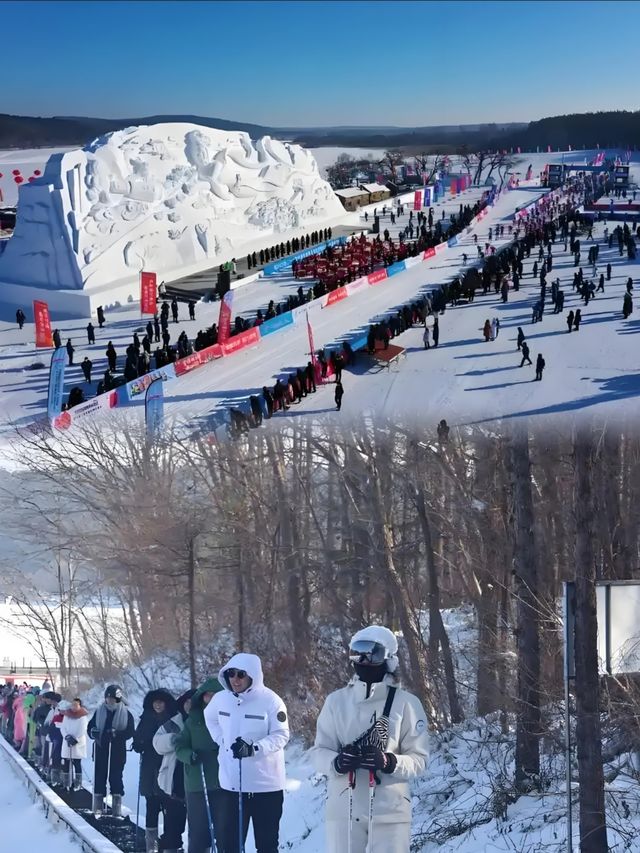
[309,625,429,853]
[204,653,289,853]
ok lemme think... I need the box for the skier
[132,689,178,853]
[153,689,196,853]
[516,327,525,351]
[520,342,533,367]
[60,697,88,791]
[175,678,225,853]
[16,308,25,330]
[567,310,575,333]
[87,684,135,816]
[204,654,290,853]
[335,380,344,411]
[81,357,92,383]
[310,626,429,853]
[535,353,546,381]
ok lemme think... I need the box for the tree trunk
[188,538,197,688]
[573,429,609,853]
[509,424,541,791]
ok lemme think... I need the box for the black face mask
[354,662,387,685]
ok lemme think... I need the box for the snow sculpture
[0,123,345,300]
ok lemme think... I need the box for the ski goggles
[349,640,387,665]
[225,669,248,679]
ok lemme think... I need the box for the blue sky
[3,0,640,126]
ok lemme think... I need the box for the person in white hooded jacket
[309,625,429,853]
[204,652,289,853]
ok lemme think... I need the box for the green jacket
[175,677,224,792]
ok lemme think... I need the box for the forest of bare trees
[3,416,640,849]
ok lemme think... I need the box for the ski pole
[238,756,244,853]
[367,770,375,851]
[347,770,355,853]
[135,753,142,852]
[199,762,218,853]
[106,737,112,811]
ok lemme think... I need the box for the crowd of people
[1,626,430,853]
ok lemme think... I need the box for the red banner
[423,247,436,260]
[140,271,157,315]
[325,286,348,307]
[413,190,422,210]
[33,300,53,348]
[307,313,317,367]
[450,179,457,195]
[367,269,388,285]
[174,343,223,377]
[217,291,234,345]
[220,326,260,357]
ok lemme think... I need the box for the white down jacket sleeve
[254,692,289,755]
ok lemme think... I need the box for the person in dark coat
[81,357,92,383]
[516,327,525,350]
[97,306,105,328]
[16,308,25,330]
[262,386,274,418]
[535,353,545,381]
[335,380,344,411]
[66,339,75,366]
[437,419,450,444]
[106,342,117,372]
[87,685,134,816]
[567,310,574,333]
[432,316,439,347]
[250,395,263,426]
[171,298,179,323]
[154,316,161,343]
[305,362,316,393]
[132,689,178,852]
[520,342,532,367]
[53,329,62,349]
[87,322,96,345]
[573,308,582,331]
[623,292,633,319]
[188,300,196,321]
[606,263,612,281]
[146,320,154,341]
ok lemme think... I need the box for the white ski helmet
[350,625,399,673]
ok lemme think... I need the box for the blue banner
[447,236,458,248]
[258,311,294,337]
[262,237,347,276]
[423,187,432,207]
[47,347,66,420]
[387,261,406,277]
[145,377,164,438]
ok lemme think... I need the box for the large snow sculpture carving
[0,124,345,295]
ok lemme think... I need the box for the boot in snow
[49,767,61,786]
[61,771,71,789]
[73,772,82,791]
[111,794,123,818]
[145,828,159,853]
[92,794,105,816]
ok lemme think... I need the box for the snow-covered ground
[0,745,83,849]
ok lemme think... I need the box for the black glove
[65,735,78,746]
[131,741,142,754]
[190,751,202,765]
[333,745,361,774]
[360,746,397,774]
[231,737,255,759]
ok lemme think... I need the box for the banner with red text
[217,290,234,344]
[307,312,317,367]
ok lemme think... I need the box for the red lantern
[28,177,35,183]
[15,176,24,184]
[33,169,41,176]
[0,173,3,178]
[12,169,20,176]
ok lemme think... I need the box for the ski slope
[1,150,639,438]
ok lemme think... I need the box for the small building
[359,182,391,204]
[334,187,370,211]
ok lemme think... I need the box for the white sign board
[596,583,640,675]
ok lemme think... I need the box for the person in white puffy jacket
[309,625,429,853]
[60,697,89,790]
[204,652,289,853]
